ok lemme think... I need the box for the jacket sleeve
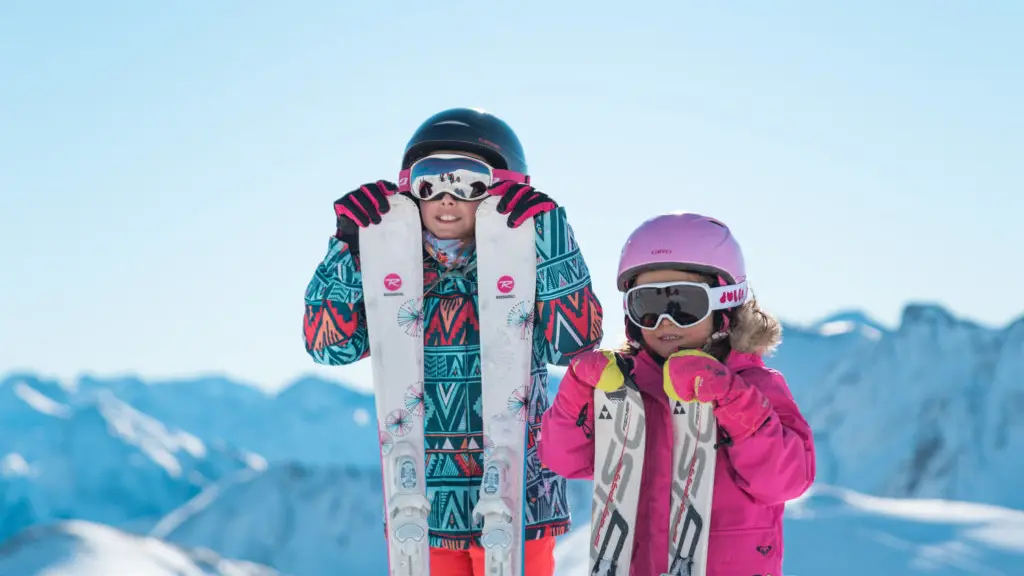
[539,355,599,479]
[723,367,816,505]
[302,236,370,365]
[533,206,605,366]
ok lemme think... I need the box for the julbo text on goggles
[397,153,528,201]
[624,280,749,330]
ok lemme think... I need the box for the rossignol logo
[495,275,516,299]
[383,273,403,296]
[719,286,746,304]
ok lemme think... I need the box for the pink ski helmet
[616,212,746,291]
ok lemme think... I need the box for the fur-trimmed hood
[729,300,783,356]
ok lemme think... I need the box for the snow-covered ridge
[150,463,389,576]
[12,382,70,418]
[0,382,262,542]
[784,305,1024,509]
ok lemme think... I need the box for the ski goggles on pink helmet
[624,280,749,330]
[397,153,528,202]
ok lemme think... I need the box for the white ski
[666,400,717,576]
[590,357,718,576]
[472,196,537,576]
[360,194,431,576]
[590,360,646,576]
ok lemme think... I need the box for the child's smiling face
[419,192,479,240]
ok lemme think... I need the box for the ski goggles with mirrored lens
[397,153,528,201]
[624,280,749,330]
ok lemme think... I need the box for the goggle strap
[493,169,529,185]
[397,168,412,192]
[709,280,749,311]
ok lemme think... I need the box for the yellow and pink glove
[663,350,772,445]
[571,350,629,393]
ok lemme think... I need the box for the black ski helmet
[401,107,528,175]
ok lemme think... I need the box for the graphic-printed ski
[472,196,537,576]
[360,194,430,576]
[667,400,717,576]
[590,356,646,576]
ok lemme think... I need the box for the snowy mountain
[51,374,381,467]
[775,305,1024,509]
[0,378,264,542]
[0,520,277,576]
[1,303,1022,574]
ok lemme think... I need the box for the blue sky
[2,1,1021,392]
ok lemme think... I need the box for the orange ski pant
[429,535,556,576]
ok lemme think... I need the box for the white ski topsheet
[472,196,537,576]
[591,366,646,576]
[590,359,719,576]
[667,400,717,576]
[359,194,430,576]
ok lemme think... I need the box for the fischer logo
[592,395,644,569]
[384,273,403,296]
[719,286,746,304]
[669,406,715,575]
[496,275,515,299]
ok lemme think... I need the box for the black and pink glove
[333,180,397,253]
[488,181,558,228]
[663,350,773,445]
[334,180,397,227]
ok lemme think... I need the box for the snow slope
[554,484,1024,576]
[0,520,277,576]
[1,479,1019,575]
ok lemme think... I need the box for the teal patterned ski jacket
[303,206,604,550]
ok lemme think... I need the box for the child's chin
[425,225,467,240]
[643,340,674,356]
[647,340,694,357]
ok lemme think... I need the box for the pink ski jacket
[540,336,815,575]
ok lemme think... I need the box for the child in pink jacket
[539,212,815,576]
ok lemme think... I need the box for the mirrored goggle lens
[409,155,492,201]
[625,283,711,329]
